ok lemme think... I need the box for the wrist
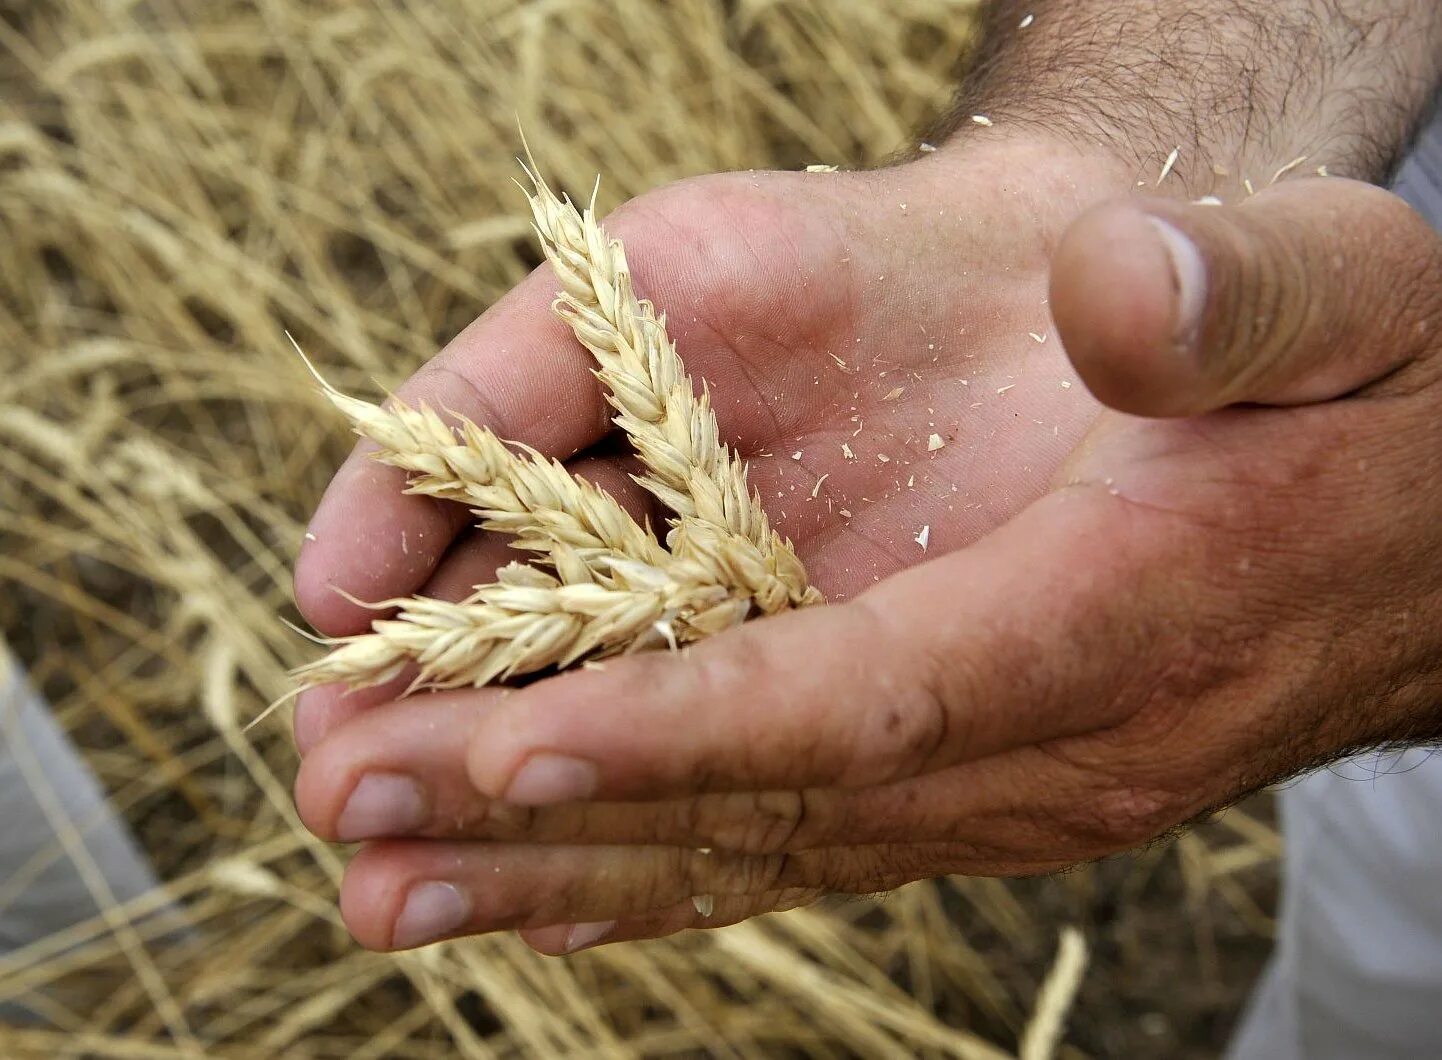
[931,3,1442,196]
[925,123,1143,194]
[891,129,1148,262]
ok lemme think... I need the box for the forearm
[938,1,1442,193]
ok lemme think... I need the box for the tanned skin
[290,2,1442,955]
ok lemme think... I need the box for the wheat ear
[294,553,748,692]
[523,170,822,609]
[331,389,667,569]
[299,345,668,576]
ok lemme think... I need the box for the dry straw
[295,165,822,693]
[1019,928,1090,1060]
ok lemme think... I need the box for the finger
[463,483,1181,804]
[1051,178,1442,417]
[297,693,1111,856]
[338,837,1047,951]
[294,677,411,757]
[297,693,725,845]
[339,841,784,951]
[519,889,822,955]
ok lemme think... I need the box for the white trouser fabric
[0,648,164,1017]
[1227,753,1442,1058]
[1228,109,1442,1058]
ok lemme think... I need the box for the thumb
[1050,178,1442,417]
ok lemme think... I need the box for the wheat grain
[308,354,808,614]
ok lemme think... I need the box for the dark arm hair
[936,1,1442,192]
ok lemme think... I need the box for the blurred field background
[0,1,1280,1056]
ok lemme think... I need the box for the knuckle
[1341,186,1442,358]
[618,642,769,790]
[819,845,944,895]
[817,857,875,895]
[1210,217,1312,386]
[645,847,698,910]
[687,627,769,694]
[672,792,713,844]
[882,669,955,781]
[681,642,779,774]
[1216,183,1442,398]
[852,598,966,783]
[686,791,810,854]
[696,850,790,897]
[1357,182,1438,258]
[1052,776,1190,851]
[462,799,537,841]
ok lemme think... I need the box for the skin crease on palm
[289,126,1442,956]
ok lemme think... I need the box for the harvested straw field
[0,2,1278,1056]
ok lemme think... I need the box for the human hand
[295,148,1442,956]
[292,133,1126,729]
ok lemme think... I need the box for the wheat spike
[314,376,669,575]
[294,554,744,693]
[522,168,822,609]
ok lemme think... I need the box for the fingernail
[336,774,427,841]
[563,920,615,953]
[1149,216,1208,347]
[392,881,471,950]
[503,753,598,806]
[293,699,329,755]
